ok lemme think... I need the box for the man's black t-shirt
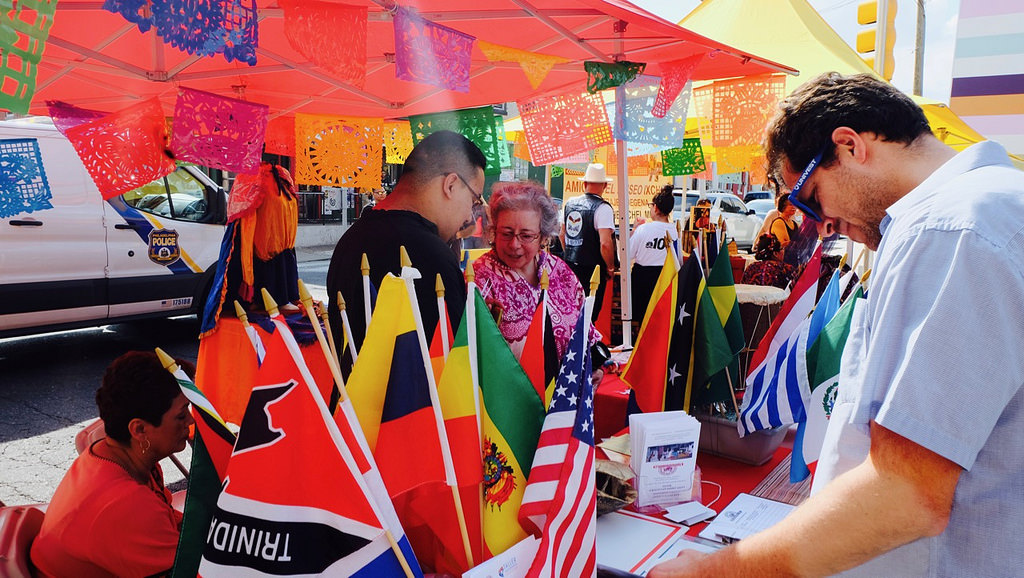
[326,208,467,376]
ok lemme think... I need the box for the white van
[0,118,227,338]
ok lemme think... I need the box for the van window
[122,168,209,222]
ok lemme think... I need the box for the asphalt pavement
[0,246,336,507]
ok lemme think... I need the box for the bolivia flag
[475,291,546,556]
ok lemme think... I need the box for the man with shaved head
[327,130,486,375]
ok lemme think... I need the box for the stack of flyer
[628,411,701,508]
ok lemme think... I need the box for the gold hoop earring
[141,438,151,455]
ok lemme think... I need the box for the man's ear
[831,127,867,163]
[440,173,459,200]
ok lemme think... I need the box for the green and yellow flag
[474,291,545,556]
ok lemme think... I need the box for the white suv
[673,190,764,252]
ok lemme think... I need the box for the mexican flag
[792,286,865,482]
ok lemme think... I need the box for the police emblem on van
[148,229,181,265]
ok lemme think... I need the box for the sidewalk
[295,244,336,263]
[295,222,346,262]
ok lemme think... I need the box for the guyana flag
[475,291,545,556]
[159,350,237,578]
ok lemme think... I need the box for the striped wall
[950,0,1024,155]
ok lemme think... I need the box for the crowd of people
[26,70,1024,576]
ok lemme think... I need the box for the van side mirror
[747,209,755,215]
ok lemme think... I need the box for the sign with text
[562,168,671,224]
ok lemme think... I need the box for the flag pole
[464,264,486,563]
[361,253,373,330]
[400,247,475,568]
[233,300,266,364]
[262,289,415,578]
[337,292,359,363]
[436,274,451,360]
[320,304,339,367]
[723,367,742,418]
[298,280,349,401]
[540,268,551,407]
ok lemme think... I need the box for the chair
[0,505,45,578]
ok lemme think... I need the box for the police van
[0,118,227,338]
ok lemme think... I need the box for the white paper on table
[697,493,796,543]
[663,501,717,526]
[628,411,701,507]
[596,510,687,574]
[462,535,540,578]
[634,536,720,576]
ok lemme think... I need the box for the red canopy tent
[32,0,796,118]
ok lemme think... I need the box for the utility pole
[913,0,926,95]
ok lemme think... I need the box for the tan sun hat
[579,163,613,183]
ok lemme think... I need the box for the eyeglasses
[788,148,825,222]
[496,230,541,244]
[450,172,484,207]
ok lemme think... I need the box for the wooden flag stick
[337,292,359,363]
[320,305,339,367]
[234,300,250,326]
[261,288,280,317]
[384,530,415,578]
[298,280,348,401]
[723,366,742,418]
[155,347,178,373]
[860,268,872,290]
[361,253,373,331]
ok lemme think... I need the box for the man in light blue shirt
[651,72,1024,577]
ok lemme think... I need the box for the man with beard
[327,131,485,376]
[650,72,1024,576]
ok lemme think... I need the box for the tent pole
[615,85,632,349]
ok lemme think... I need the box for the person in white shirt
[650,71,1024,578]
[627,185,678,327]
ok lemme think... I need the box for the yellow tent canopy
[680,0,1003,156]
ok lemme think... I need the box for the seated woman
[473,181,596,361]
[31,351,194,578]
[768,193,803,266]
[742,230,796,290]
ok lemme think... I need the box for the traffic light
[856,0,897,81]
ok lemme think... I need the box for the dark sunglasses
[787,148,825,222]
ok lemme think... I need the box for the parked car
[673,190,763,251]
[746,199,776,223]
[743,190,773,203]
[0,118,227,338]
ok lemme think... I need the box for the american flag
[519,310,597,578]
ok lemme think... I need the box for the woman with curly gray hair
[472,180,598,360]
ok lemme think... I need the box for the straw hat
[579,163,613,183]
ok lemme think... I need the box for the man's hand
[648,421,961,577]
[648,550,712,577]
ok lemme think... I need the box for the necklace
[88,440,168,505]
